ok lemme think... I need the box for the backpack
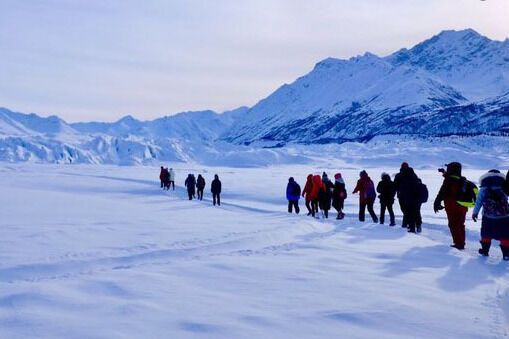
[418,182,428,204]
[456,178,478,208]
[483,187,509,217]
[292,182,301,196]
[365,180,376,199]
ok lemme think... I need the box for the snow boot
[389,222,396,227]
[416,225,422,233]
[478,241,490,256]
[501,246,509,261]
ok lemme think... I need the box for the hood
[312,175,322,186]
[479,171,506,188]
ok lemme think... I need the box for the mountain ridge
[1,29,508,164]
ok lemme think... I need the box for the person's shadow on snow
[381,244,508,292]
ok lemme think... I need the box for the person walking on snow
[185,174,196,200]
[168,168,175,190]
[211,174,222,206]
[434,162,469,249]
[322,172,334,193]
[318,179,332,218]
[163,168,170,190]
[353,170,378,223]
[159,166,166,189]
[302,174,315,216]
[310,175,322,218]
[196,174,206,200]
[473,170,509,260]
[377,173,396,226]
[394,162,420,233]
[332,173,347,220]
[286,177,301,214]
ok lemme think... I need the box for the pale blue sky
[1,0,508,122]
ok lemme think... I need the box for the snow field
[0,163,508,338]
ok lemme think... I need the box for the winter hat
[446,162,462,176]
[381,172,390,179]
[289,177,295,182]
[334,173,342,180]
[360,170,368,178]
[401,162,409,169]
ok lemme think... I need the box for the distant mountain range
[0,29,508,164]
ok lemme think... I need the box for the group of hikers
[159,167,222,206]
[287,163,509,260]
[159,166,175,190]
[160,163,509,260]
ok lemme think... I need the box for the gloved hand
[433,201,444,213]
[472,213,478,222]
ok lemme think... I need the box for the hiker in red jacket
[302,174,315,216]
[434,162,468,250]
[159,166,166,189]
[352,170,378,222]
[310,175,322,218]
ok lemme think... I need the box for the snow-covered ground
[1,162,508,338]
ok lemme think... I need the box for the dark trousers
[213,193,221,206]
[311,200,319,217]
[197,188,204,200]
[160,180,164,188]
[187,190,194,200]
[169,181,175,190]
[305,200,313,215]
[380,202,395,224]
[359,199,377,222]
[400,201,419,231]
[416,203,422,226]
[288,200,300,214]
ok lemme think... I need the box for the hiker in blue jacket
[287,177,301,214]
[473,170,509,260]
[286,177,300,214]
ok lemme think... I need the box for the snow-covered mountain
[224,29,508,145]
[0,106,250,164]
[387,29,509,101]
[0,29,508,164]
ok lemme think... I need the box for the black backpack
[292,182,301,196]
[418,182,428,204]
[456,178,478,208]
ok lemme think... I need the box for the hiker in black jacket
[196,174,206,200]
[185,174,196,200]
[394,162,420,233]
[377,173,396,226]
[211,174,222,206]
